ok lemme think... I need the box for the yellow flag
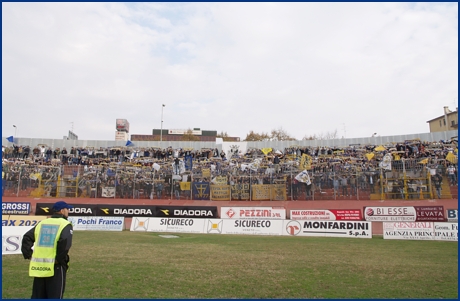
[180,182,191,191]
[393,154,400,161]
[299,154,312,170]
[446,152,457,164]
[419,158,429,164]
[261,148,272,155]
[365,153,374,161]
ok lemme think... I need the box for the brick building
[130,128,240,142]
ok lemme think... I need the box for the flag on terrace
[6,136,13,143]
[125,140,134,147]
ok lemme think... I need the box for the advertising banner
[154,206,218,219]
[363,206,417,222]
[290,209,362,221]
[96,205,155,217]
[446,209,458,222]
[221,207,285,219]
[130,217,206,234]
[210,185,231,201]
[383,222,458,241]
[283,220,372,238]
[433,222,458,241]
[192,182,210,200]
[2,215,46,227]
[2,202,31,215]
[217,219,284,236]
[2,226,33,255]
[67,216,124,231]
[35,203,97,216]
[414,206,445,221]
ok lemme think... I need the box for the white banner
[283,220,372,238]
[130,217,206,234]
[101,187,115,198]
[364,206,416,222]
[216,219,284,236]
[2,226,33,255]
[221,207,285,219]
[67,216,124,231]
[383,222,458,241]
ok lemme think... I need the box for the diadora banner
[67,216,124,231]
[35,203,154,217]
[35,203,98,216]
[2,215,46,227]
[290,209,362,221]
[221,207,286,219]
[130,218,373,239]
[363,206,445,222]
[2,202,31,215]
[2,226,33,255]
[96,205,155,217]
[383,222,458,241]
[155,206,218,218]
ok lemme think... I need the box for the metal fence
[3,157,456,201]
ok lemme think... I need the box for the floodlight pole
[160,104,165,144]
[13,125,17,137]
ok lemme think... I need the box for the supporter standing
[432,173,443,199]
[21,201,74,299]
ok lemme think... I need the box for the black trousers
[31,265,67,299]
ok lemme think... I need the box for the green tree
[243,130,271,141]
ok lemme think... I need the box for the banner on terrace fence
[67,216,124,231]
[414,206,445,221]
[210,185,231,201]
[192,182,210,200]
[2,226,32,255]
[101,187,115,198]
[290,209,362,221]
[383,222,458,241]
[252,184,270,200]
[231,183,250,200]
[283,220,372,239]
[221,207,285,219]
[2,202,31,215]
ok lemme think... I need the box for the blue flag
[125,140,134,147]
[6,136,14,143]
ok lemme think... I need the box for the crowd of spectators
[2,138,457,200]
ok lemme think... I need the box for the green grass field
[2,231,458,299]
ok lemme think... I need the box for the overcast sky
[2,2,458,141]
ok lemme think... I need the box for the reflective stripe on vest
[29,218,70,277]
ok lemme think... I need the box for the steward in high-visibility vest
[22,201,74,299]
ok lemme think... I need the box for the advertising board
[2,202,31,215]
[221,207,285,219]
[383,222,458,241]
[67,216,124,231]
[2,226,33,255]
[283,220,372,238]
[290,209,362,220]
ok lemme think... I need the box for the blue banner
[192,182,210,200]
[2,202,31,215]
[185,155,193,171]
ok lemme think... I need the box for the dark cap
[52,201,74,212]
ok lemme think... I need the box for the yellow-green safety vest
[29,218,71,277]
